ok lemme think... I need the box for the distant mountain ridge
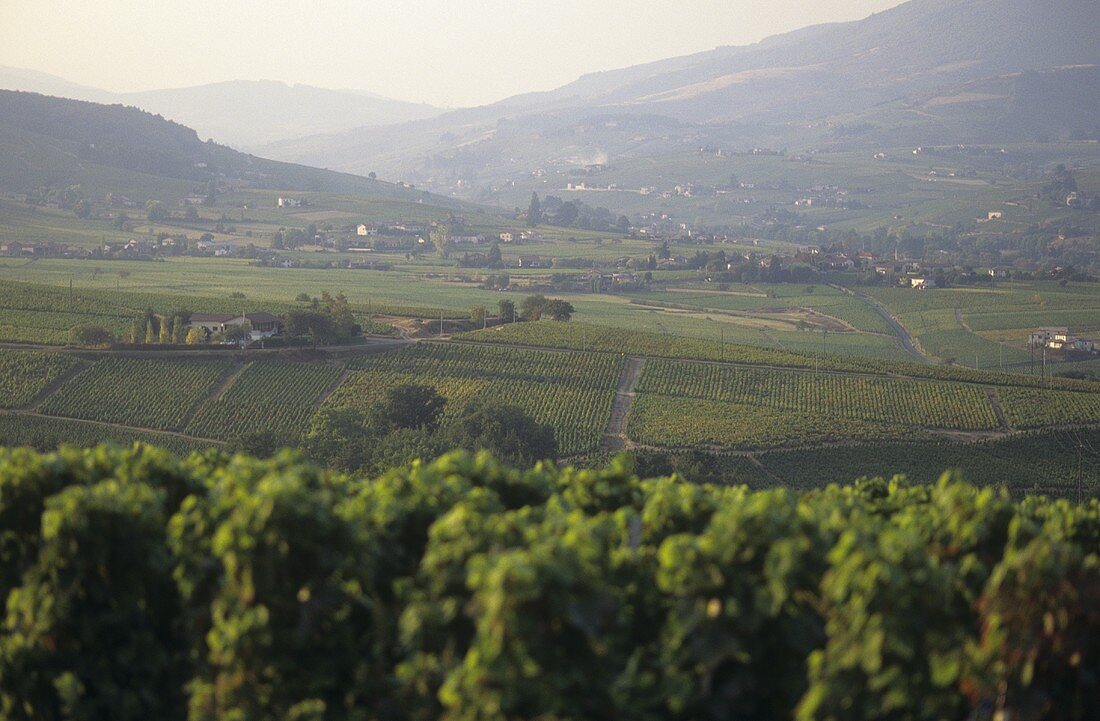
[256,0,1100,183]
[0,68,442,149]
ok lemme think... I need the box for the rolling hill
[256,0,1100,184]
[0,90,462,207]
[0,68,442,149]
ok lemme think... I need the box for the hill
[258,0,1100,182]
[0,68,443,149]
[0,90,459,204]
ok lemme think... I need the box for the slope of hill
[259,0,1100,182]
[0,68,442,149]
[0,90,455,203]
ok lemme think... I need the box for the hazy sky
[2,0,905,107]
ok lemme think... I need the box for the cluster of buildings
[1027,328,1096,355]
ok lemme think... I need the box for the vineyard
[184,360,344,441]
[39,357,232,431]
[0,445,1095,721]
[329,342,621,455]
[997,387,1100,429]
[0,350,81,408]
[757,428,1100,495]
[0,413,213,455]
[459,321,1100,391]
[628,395,914,449]
[637,359,1000,430]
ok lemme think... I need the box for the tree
[521,294,548,321]
[470,305,486,327]
[543,299,575,322]
[285,310,336,346]
[321,291,359,340]
[73,198,91,219]
[145,200,168,222]
[498,299,516,323]
[368,384,446,433]
[445,399,557,467]
[554,201,579,227]
[526,193,542,227]
[223,324,250,345]
[295,292,311,303]
[202,179,216,206]
[68,324,114,347]
[429,224,450,258]
[185,327,204,345]
[487,243,503,264]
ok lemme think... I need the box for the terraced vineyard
[638,360,1000,430]
[329,343,621,455]
[39,357,232,431]
[185,360,344,441]
[0,350,82,408]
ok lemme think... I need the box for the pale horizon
[2,0,906,108]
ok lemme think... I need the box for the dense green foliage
[0,445,1096,720]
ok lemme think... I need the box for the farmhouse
[187,312,284,342]
[908,276,936,290]
[518,255,544,268]
[277,197,303,208]
[987,211,1003,220]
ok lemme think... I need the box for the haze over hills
[0,90,459,206]
[256,0,1100,186]
[0,67,442,149]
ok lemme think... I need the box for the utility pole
[1077,440,1084,504]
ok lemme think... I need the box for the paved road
[858,294,929,363]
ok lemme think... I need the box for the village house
[499,232,516,243]
[988,267,1011,279]
[277,197,303,208]
[908,276,936,290]
[517,255,543,268]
